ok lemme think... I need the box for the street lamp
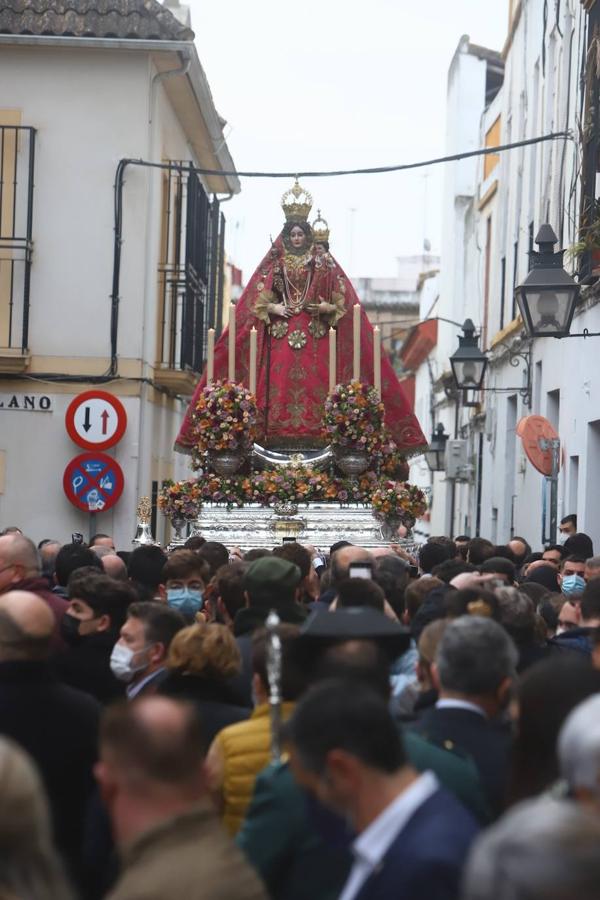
[515,225,580,338]
[449,319,488,390]
[425,423,448,472]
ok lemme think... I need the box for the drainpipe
[135,51,192,515]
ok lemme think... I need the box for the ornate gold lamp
[132,497,158,546]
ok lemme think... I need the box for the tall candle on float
[353,303,361,381]
[373,326,382,397]
[249,326,257,395]
[206,328,215,384]
[329,327,336,393]
[228,301,236,382]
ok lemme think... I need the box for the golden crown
[312,210,330,243]
[281,179,313,222]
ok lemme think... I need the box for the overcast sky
[190,1,508,280]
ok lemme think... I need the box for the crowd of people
[0,516,599,899]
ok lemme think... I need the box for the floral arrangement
[371,480,428,528]
[172,468,401,511]
[157,479,202,521]
[190,381,258,455]
[374,433,410,479]
[323,382,385,454]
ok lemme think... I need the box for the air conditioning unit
[445,439,471,481]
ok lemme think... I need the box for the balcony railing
[156,166,225,381]
[0,126,35,354]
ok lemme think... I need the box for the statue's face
[290,225,306,249]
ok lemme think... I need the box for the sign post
[64,391,128,534]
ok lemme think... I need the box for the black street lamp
[449,319,488,390]
[425,423,448,472]
[515,225,580,338]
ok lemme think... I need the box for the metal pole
[539,438,560,543]
[265,609,282,764]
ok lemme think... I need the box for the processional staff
[265,608,283,764]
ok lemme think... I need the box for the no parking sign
[63,452,124,513]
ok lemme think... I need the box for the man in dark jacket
[0,590,99,885]
[233,557,307,704]
[55,570,136,703]
[287,679,478,900]
[0,532,68,647]
[551,579,600,657]
[411,615,516,817]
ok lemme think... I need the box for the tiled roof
[0,0,194,41]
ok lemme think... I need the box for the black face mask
[60,613,83,647]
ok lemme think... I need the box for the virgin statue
[175,181,426,453]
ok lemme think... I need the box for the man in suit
[286,679,479,900]
[111,601,185,699]
[411,615,517,816]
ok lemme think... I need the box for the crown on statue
[281,179,313,222]
[312,209,330,243]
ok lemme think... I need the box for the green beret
[244,556,302,596]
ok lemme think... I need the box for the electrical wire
[132,131,572,180]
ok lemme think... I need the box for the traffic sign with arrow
[65,390,127,451]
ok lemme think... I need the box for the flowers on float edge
[371,480,428,526]
[157,480,202,521]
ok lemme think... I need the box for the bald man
[0,533,67,644]
[0,590,99,880]
[330,545,374,588]
[97,697,266,900]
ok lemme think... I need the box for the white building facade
[0,0,238,545]
[415,0,600,548]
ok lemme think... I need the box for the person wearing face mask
[558,514,577,544]
[558,556,587,600]
[110,602,185,699]
[551,580,600,657]
[54,571,137,703]
[159,550,210,622]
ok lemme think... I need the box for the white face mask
[110,642,150,683]
[558,533,568,545]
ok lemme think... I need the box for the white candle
[249,326,257,395]
[228,301,236,383]
[329,327,336,393]
[373,326,381,397]
[353,303,361,381]
[207,328,215,384]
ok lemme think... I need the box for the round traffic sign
[65,390,127,451]
[518,415,560,476]
[63,452,124,513]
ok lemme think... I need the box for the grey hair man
[558,694,600,811]
[410,616,517,815]
[463,796,600,900]
[584,555,600,584]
